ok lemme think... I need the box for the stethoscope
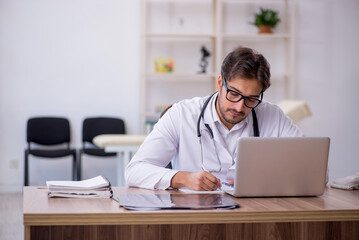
[196,92,259,173]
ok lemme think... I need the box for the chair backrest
[82,117,125,144]
[160,104,173,118]
[27,117,71,145]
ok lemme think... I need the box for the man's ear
[216,75,222,92]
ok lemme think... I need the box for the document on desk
[179,188,223,194]
[46,175,113,198]
[116,191,239,211]
[179,183,234,194]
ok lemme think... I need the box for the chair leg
[72,153,77,181]
[77,151,82,181]
[24,150,29,186]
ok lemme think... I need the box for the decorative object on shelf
[198,46,211,74]
[154,57,174,73]
[251,8,280,34]
[155,104,172,114]
[178,17,185,33]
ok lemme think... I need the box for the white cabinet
[140,0,295,133]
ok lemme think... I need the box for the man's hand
[171,171,221,191]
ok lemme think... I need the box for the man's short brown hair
[221,47,271,92]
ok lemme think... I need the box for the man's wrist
[170,171,188,189]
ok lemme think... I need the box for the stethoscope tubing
[197,92,260,173]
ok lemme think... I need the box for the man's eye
[247,98,259,103]
[229,91,240,97]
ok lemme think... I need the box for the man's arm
[125,132,179,189]
[126,98,222,191]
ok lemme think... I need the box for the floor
[0,193,23,240]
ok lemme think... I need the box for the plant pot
[258,25,272,34]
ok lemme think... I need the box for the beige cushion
[277,100,312,123]
[93,134,147,148]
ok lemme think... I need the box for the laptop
[223,137,330,197]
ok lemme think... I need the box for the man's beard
[218,96,246,125]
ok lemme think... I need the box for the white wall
[295,0,359,182]
[0,0,358,192]
[0,0,141,191]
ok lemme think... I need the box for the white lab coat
[125,93,304,189]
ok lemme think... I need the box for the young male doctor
[125,47,303,191]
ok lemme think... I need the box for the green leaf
[251,8,281,28]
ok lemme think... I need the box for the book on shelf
[154,57,174,73]
[46,175,113,198]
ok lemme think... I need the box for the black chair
[24,117,77,186]
[78,117,126,180]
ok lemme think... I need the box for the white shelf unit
[217,0,295,104]
[140,0,295,133]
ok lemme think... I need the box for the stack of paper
[46,175,113,198]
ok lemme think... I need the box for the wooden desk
[23,187,359,240]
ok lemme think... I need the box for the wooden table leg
[24,225,30,240]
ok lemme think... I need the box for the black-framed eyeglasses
[222,78,263,109]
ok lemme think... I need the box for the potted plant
[252,8,280,34]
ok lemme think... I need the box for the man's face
[215,76,263,130]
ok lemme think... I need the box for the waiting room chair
[78,117,126,180]
[24,117,77,186]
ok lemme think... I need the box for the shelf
[223,33,291,40]
[143,112,161,119]
[145,0,212,3]
[140,0,295,133]
[222,0,288,4]
[270,74,288,82]
[145,33,215,39]
[144,73,289,83]
[144,73,216,81]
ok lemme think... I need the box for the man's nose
[233,99,246,111]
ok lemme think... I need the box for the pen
[217,179,222,191]
[111,196,121,204]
